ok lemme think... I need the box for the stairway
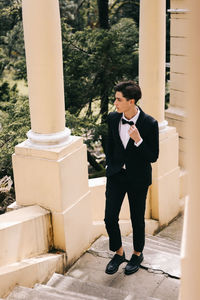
[6,273,160,300]
[5,228,181,300]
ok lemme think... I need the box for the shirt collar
[122,107,140,124]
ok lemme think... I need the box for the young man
[104,81,159,275]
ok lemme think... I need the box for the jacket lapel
[113,113,124,149]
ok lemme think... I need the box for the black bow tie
[122,118,134,126]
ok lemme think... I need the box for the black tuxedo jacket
[105,107,159,187]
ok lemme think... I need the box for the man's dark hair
[114,81,142,104]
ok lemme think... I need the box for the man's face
[114,91,134,113]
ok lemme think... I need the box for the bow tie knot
[122,118,134,126]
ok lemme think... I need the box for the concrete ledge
[0,206,53,267]
[89,177,151,221]
[7,201,24,212]
[0,253,65,298]
[180,169,188,199]
[165,106,186,121]
[92,218,159,241]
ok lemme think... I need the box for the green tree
[0,0,140,177]
[62,17,139,157]
[0,82,30,178]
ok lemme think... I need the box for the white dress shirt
[119,108,143,149]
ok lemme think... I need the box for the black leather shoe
[105,252,126,274]
[124,253,143,275]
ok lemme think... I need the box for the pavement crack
[140,265,180,280]
[86,248,113,260]
[87,248,180,280]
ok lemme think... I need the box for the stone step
[46,273,135,300]
[123,235,180,256]
[6,285,102,300]
[122,235,181,278]
[146,234,181,249]
[0,253,65,298]
[5,282,160,300]
[87,234,180,279]
[0,205,53,268]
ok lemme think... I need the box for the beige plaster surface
[139,0,166,123]
[179,0,200,298]
[152,167,180,224]
[0,253,65,298]
[167,1,189,170]
[169,88,186,108]
[0,206,52,267]
[171,0,189,10]
[22,0,66,134]
[13,137,88,213]
[14,136,82,160]
[170,73,187,92]
[151,127,180,224]
[171,18,189,37]
[13,136,93,268]
[89,177,151,221]
[171,37,188,56]
[52,191,93,266]
[165,114,186,139]
[153,127,179,177]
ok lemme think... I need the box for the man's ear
[129,99,135,105]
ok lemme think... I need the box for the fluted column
[22,0,70,147]
[179,1,200,299]
[139,0,167,130]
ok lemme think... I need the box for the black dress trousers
[104,169,148,252]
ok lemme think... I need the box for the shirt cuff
[134,138,143,147]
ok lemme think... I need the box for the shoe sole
[124,257,143,275]
[105,259,127,275]
[105,268,119,275]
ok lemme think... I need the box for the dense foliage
[0,0,170,181]
[0,0,142,179]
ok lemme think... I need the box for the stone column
[22,0,70,147]
[179,1,200,299]
[139,0,180,225]
[139,0,167,129]
[12,0,93,266]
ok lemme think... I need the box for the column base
[26,127,71,148]
[150,126,180,225]
[12,136,93,265]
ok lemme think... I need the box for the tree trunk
[97,0,109,29]
[97,0,110,153]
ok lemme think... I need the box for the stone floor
[5,216,184,300]
[66,215,184,300]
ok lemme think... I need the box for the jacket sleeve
[105,114,114,166]
[136,120,159,163]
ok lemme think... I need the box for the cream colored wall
[166,0,189,167]
[0,206,65,298]
[13,136,93,267]
[179,0,200,298]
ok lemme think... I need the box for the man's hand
[128,125,142,144]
